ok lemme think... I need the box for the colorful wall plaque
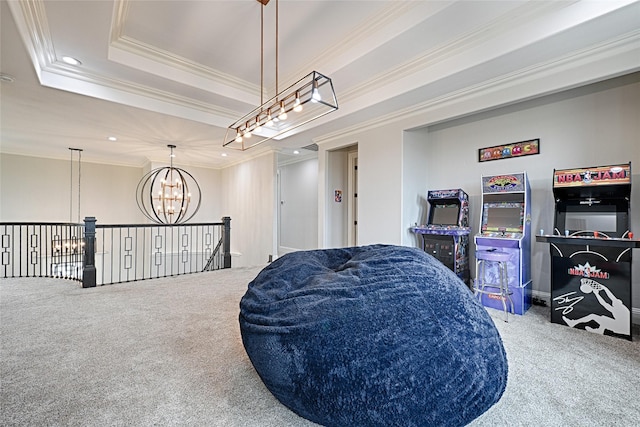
[478,138,539,162]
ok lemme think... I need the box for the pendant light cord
[77,149,81,223]
[275,0,279,96]
[69,149,73,223]
[69,148,82,223]
[260,3,264,105]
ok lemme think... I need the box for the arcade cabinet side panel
[551,255,632,341]
[523,172,532,285]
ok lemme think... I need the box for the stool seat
[475,250,514,322]
[476,250,510,262]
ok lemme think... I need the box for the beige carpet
[2,267,639,426]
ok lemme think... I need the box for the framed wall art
[478,138,540,162]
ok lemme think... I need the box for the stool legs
[474,258,514,322]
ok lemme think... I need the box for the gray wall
[0,154,223,225]
[318,73,639,317]
[2,74,638,316]
[422,75,639,306]
[277,156,318,253]
[220,152,276,267]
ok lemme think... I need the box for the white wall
[0,154,144,223]
[165,163,224,224]
[316,73,639,313]
[220,152,276,267]
[358,126,405,246]
[0,154,224,225]
[402,129,431,247]
[3,73,638,314]
[319,126,404,247]
[278,156,318,253]
[424,75,640,307]
[326,149,348,248]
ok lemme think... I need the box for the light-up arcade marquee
[536,163,639,341]
[412,189,471,286]
[475,173,532,314]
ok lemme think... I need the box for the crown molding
[109,36,260,102]
[314,30,640,146]
[284,0,452,89]
[276,151,317,167]
[9,0,249,131]
[338,1,569,106]
[38,62,240,126]
[220,146,277,170]
[6,0,55,75]
[110,1,261,105]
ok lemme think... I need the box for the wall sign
[553,163,631,188]
[479,138,540,162]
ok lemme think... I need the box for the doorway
[348,152,358,246]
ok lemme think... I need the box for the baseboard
[531,289,640,325]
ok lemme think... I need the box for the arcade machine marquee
[412,189,471,285]
[475,172,532,315]
[536,163,639,341]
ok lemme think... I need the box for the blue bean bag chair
[239,244,507,427]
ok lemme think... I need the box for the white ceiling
[1,0,639,169]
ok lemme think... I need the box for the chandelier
[223,0,338,151]
[136,145,202,224]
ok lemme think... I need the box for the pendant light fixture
[223,0,338,151]
[136,145,202,224]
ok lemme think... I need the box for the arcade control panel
[412,225,470,236]
[480,231,523,239]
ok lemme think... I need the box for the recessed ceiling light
[293,150,300,155]
[221,153,228,157]
[62,56,82,66]
[107,136,117,141]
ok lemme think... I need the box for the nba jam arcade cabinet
[412,189,471,285]
[536,163,639,341]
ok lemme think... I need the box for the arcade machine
[536,163,639,341]
[412,189,471,285]
[475,172,532,314]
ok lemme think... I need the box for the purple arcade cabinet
[536,163,639,341]
[412,189,471,286]
[475,172,532,315]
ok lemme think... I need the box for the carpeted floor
[1,267,639,426]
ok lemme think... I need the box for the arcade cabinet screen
[564,206,617,232]
[484,203,523,230]
[431,204,459,225]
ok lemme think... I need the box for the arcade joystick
[629,232,634,239]
[594,231,599,238]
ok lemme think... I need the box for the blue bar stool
[474,250,514,322]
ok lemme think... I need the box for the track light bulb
[293,92,303,112]
[254,115,262,132]
[312,80,321,102]
[278,101,288,120]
